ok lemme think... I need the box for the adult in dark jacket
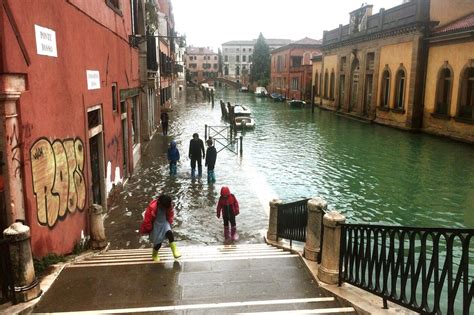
[205,138,217,183]
[161,112,169,135]
[188,133,205,178]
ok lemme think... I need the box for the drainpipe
[0,74,27,224]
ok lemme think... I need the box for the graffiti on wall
[30,138,86,227]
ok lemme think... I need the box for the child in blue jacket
[167,140,180,175]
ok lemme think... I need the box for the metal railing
[339,223,474,314]
[276,199,309,245]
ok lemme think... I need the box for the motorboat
[239,86,249,92]
[288,99,306,107]
[234,116,255,129]
[232,105,255,129]
[270,92,285,102]
[254,87,268,97]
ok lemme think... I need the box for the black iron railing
[339,223,474,315]
[277,199,309,244]
[0,238,14,304]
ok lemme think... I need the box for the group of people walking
[140,127,240,262]
[168,133,217,183]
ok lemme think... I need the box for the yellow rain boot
[152,249,160,262]
[170,242,181,259]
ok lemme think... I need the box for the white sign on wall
[34,25,57,57]
[86,70,101,90]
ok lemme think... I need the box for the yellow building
[313,0,474,143]
[423,11,474,142]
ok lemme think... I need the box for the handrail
[276,199,310,246]
[339,223,474,314]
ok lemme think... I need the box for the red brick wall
[1,0,140,257]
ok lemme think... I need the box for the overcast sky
[172,0,402,51]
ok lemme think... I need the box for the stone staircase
[33,243,357,314]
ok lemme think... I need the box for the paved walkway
[32,244,356,314]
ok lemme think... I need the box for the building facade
[270,38,321,101]
[314,0,474,143]
[0,0,148,257]
[422,8,474,142]
[185,46,218,84]
[222,39,292,85]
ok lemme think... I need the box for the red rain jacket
[140,199,174,234]
[216,187,240,218]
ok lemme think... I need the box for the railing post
[204,124,208,140]
[3,222,41,302]
[304,197,327,261]
[239,136,243,156]
[267,199,282,242]
[318,211,345,284]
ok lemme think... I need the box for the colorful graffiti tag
[30,138,86,227]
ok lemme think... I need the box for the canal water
[213,87,474,229]
[105,86,473,249]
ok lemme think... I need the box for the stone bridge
[200,77,241,89]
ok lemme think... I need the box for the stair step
[71,244,295,267]
[45,297,355,314]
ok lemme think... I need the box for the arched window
[330,70,335,100]
[458,66,474,120]
[236,66,240,76]
[394,68,406,110]
[435,66,452,115]
[380,68,391,108]
[324,70,329,98]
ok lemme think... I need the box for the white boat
[254,87,268,97]
[235,116,255,129]
[233,105,255,129]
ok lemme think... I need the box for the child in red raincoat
[140,194,181,262]
[216,186,240,242]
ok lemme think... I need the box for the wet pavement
[32,244,355,314]
[104,88,269,250]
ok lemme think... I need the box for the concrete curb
[264,237,417,315]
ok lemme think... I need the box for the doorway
[350,58,360,112]
[363,75,373,116]
[87,106,105,207]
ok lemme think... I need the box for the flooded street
[105,86,474,250]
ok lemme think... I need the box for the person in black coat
[188,133,205,178]
[160,111,169,135]
[205,138,217,184]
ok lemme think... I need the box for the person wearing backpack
[205,138,217,184]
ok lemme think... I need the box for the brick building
[270,37,321,101]
[185,46,218,84]
[0,0,146,258]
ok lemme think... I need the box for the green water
[217,88,474,229]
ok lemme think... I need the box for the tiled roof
[292,37,322,45]
[433,13,474,34]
